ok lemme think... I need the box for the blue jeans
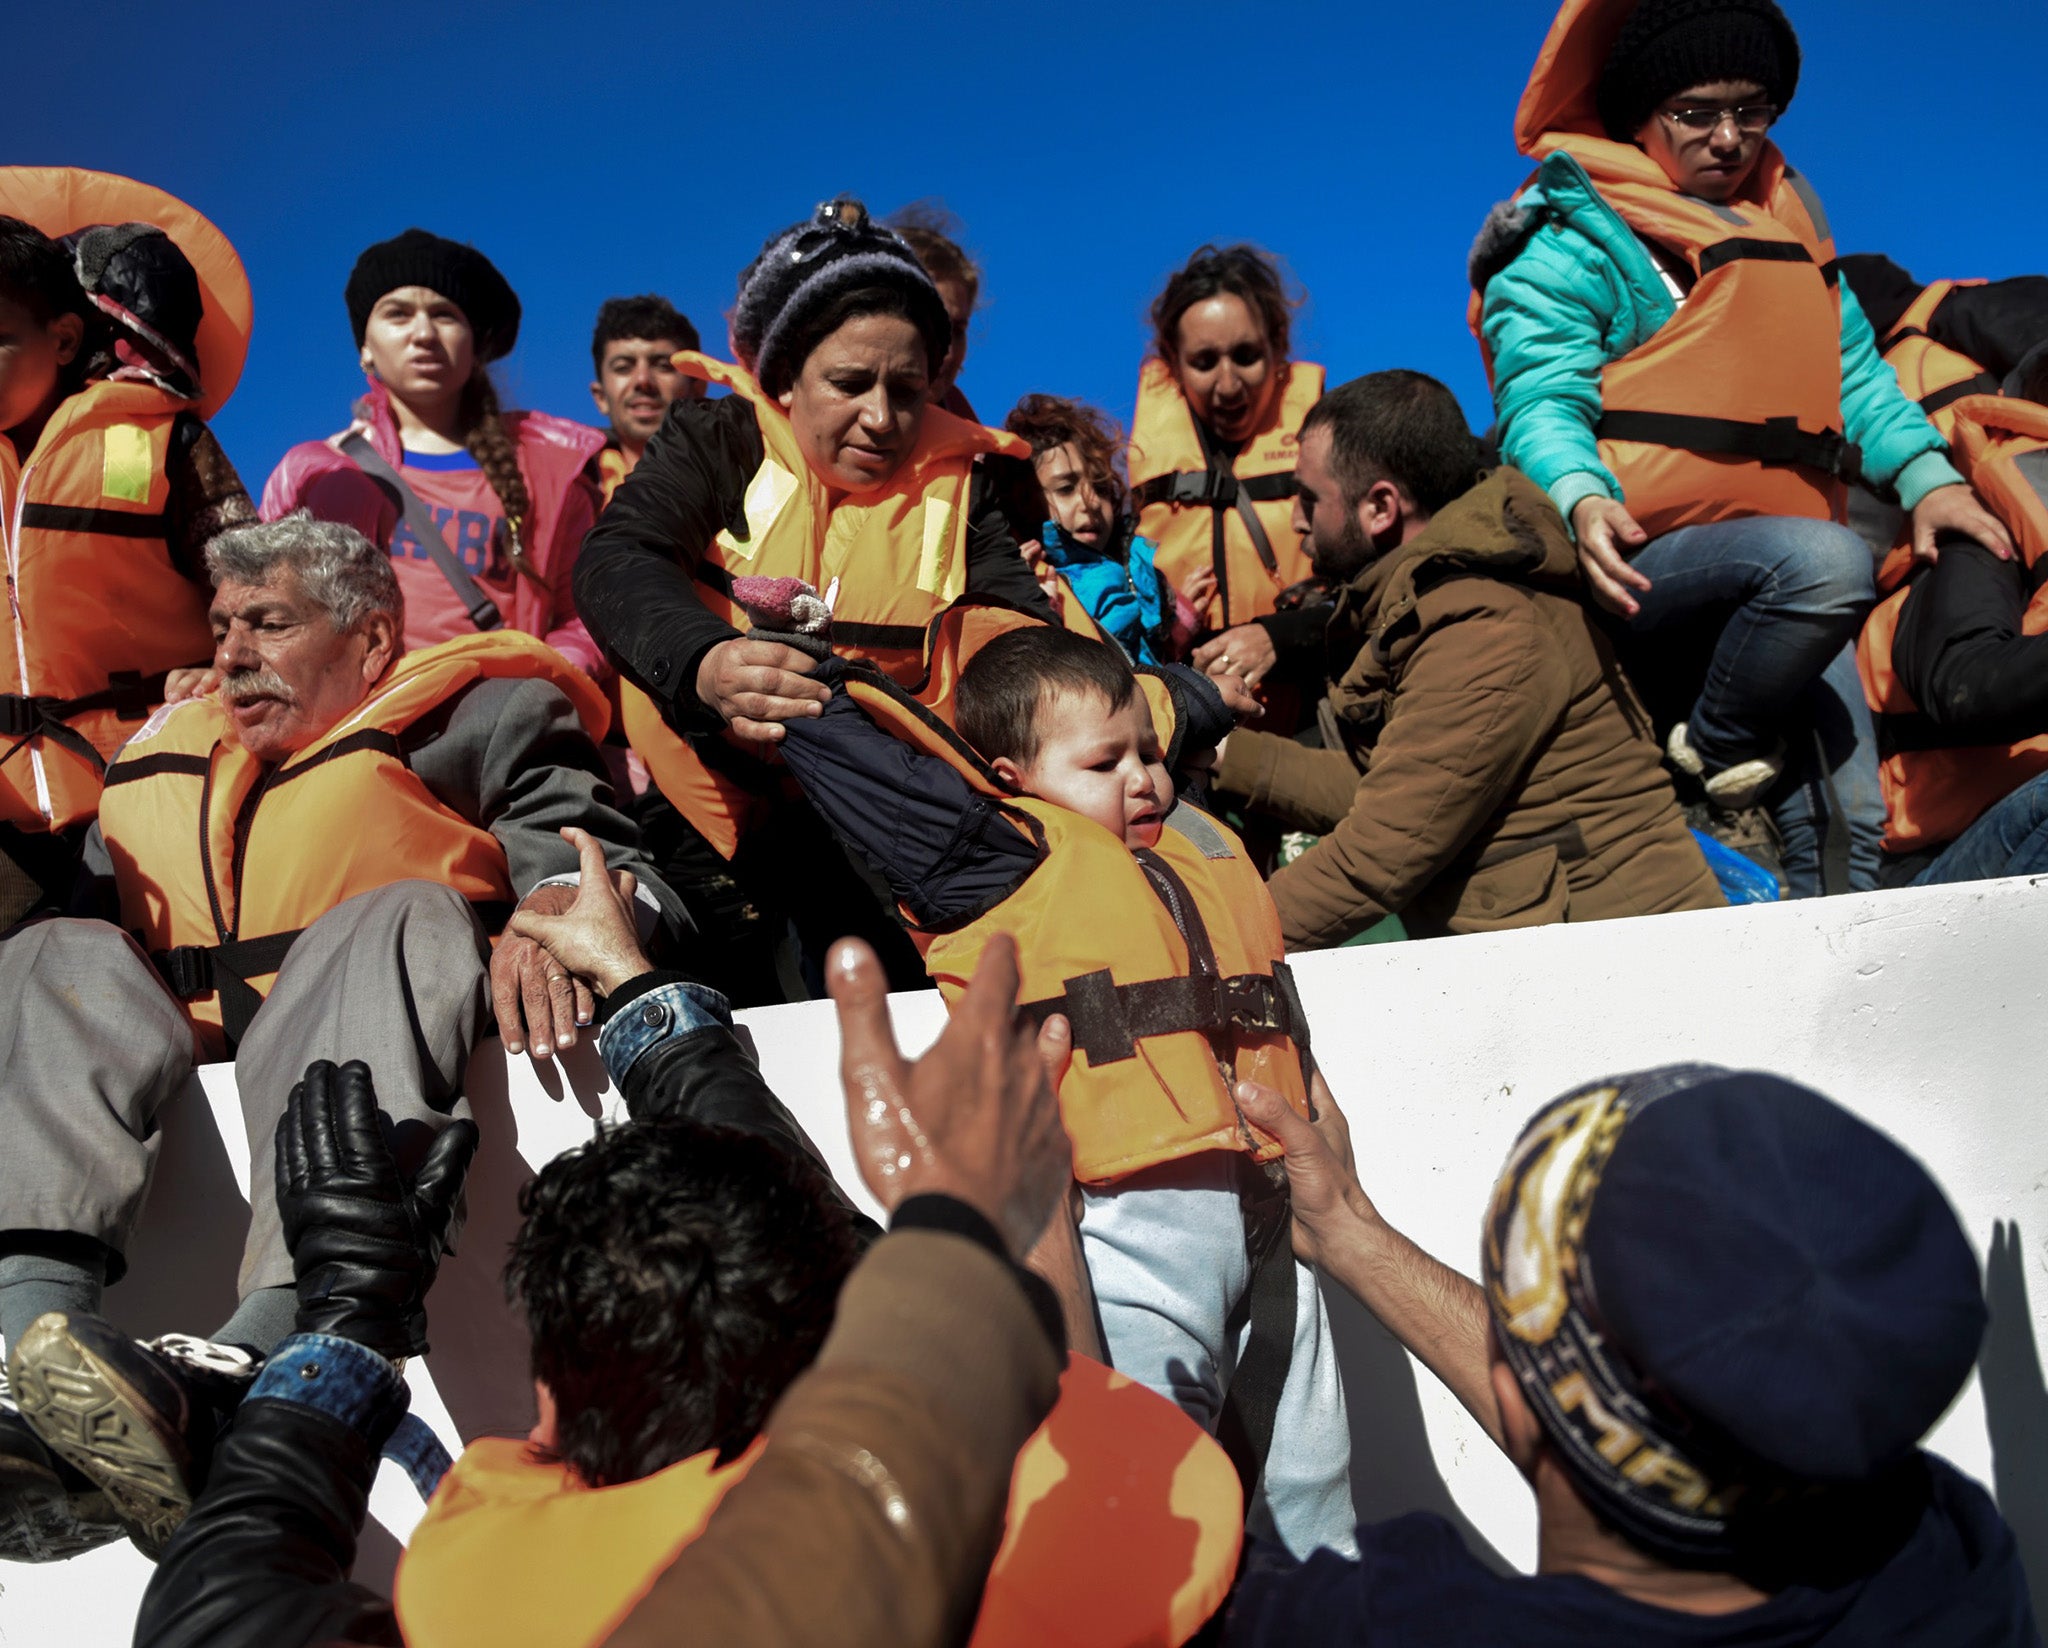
[1625,516,1884,893]
[1913,771,2048,886]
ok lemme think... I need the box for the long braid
[461,370,547,588]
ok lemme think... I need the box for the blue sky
[17,1,2047,492]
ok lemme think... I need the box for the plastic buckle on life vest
[1218,975,1284,1035]
[1168,470,1235,508]
[151,944,215,999]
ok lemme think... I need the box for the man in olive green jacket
[1210,371,1721,949]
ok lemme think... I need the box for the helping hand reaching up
[829,933,1074,1258]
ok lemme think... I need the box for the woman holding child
[573,196,1052,999]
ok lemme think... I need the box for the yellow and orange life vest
[1128,358,1324,632]
[97,631,607,1053]
[823,601,1314,1184]
[0,167,254,833]
[1478,0,1853,539]
[0,382,216,832]
[620,353,1030,859]
[1877,280,2002,444]
[394,1354,1243,1648]
[1858,394,2048,854]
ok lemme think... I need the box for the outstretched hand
[505,827,651,999]
[1910,482,2014,566]
[829,934,1074,1257]
[1570,495,1653,617]
[274,1059,478,1362]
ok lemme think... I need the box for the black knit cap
[730,197,950,397]
[345,228,522,362]
[1597,0,1801,141]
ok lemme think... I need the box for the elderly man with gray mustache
[0,511,680,1564]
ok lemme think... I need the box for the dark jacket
[1213,469,1723,947]
[1879,539,2048,883]
[1222,1454,2039,1648]
[134,979,1055,1648]
[573,393,1053,737]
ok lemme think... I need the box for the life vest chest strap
[0,672,168,771]
[1595,410,1862,482]
[1132,471,1297,510]
[1023,962,1311,1068]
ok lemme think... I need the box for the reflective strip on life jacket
[98,631,604,1051]
[0,381,214,832]
[1128,358,1324,631]
[1857,394,2048,852]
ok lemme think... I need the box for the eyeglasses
[1660,103,1778,134]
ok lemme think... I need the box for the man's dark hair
[590,293,700,376]
[0,216,88,328]
[1299,371,1482,517]
[506,1117,859,1487]
[957,625,1137,767]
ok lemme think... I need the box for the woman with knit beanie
[574,196,1052,1001]
[261,229,606,675]
[1470,0,2010,897]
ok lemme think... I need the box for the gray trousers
[0,880,491,1299]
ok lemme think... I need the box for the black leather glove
[273,1059,479,1362]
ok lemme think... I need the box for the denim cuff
[249,1334,409,1443]
[596,977,736,1083]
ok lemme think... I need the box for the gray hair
[206,510,404,632]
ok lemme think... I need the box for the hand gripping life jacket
[1477,0,1854,538]
[619,352,1031,859]
[1858,394,2048,853]
[817,600,1314,1185]
[96,631,608,1053]
[393,1354,1243,1648]
[1128,357,1324,632]
[0,168,253,832]
[1878,280,2002,442]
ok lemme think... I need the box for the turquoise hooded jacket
[1472,150,1963,538]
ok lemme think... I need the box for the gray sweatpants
[0,880,491,1300]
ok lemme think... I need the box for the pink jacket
[260,379,608,678]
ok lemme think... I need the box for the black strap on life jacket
[1595,411,1863,483]
[151,897,515,1050]
[1917,375,2001,419]
[339,433,504,634]
[1216,1160,1298,1511]
[0,671,171,777]
[1133,469,1293,626]
[18,502,172,539]
[1020,962,1311,1067]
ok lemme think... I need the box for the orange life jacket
[0,382,216,832]
[393,1354,1242,1648]
[1858,394,2048,854]
[1479,0,1852,539]
[825,601,1314,1184]
[1877,280,2001,443]
[0,167,254,833]
[97,631,607,1053]
[1128,358,1324,632]
[620,353,1031,859]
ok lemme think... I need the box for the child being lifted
[761,582,1358,1559]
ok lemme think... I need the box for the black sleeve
[1837,254,1926,345]
[1929,277,2048,382]
[776,664,1041,928]
[1891,537,2048,739]
[608,977,883,1244]
[134,1400,401,1648]
[964,465,1057,621]
[573,394,765,734]
[1254,603,1334,679]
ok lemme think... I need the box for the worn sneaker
[0,1362,123,1562]
[1667,722,1784,813]
[8,1313,260,1559]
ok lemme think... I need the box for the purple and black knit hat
[730,197,951,397]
